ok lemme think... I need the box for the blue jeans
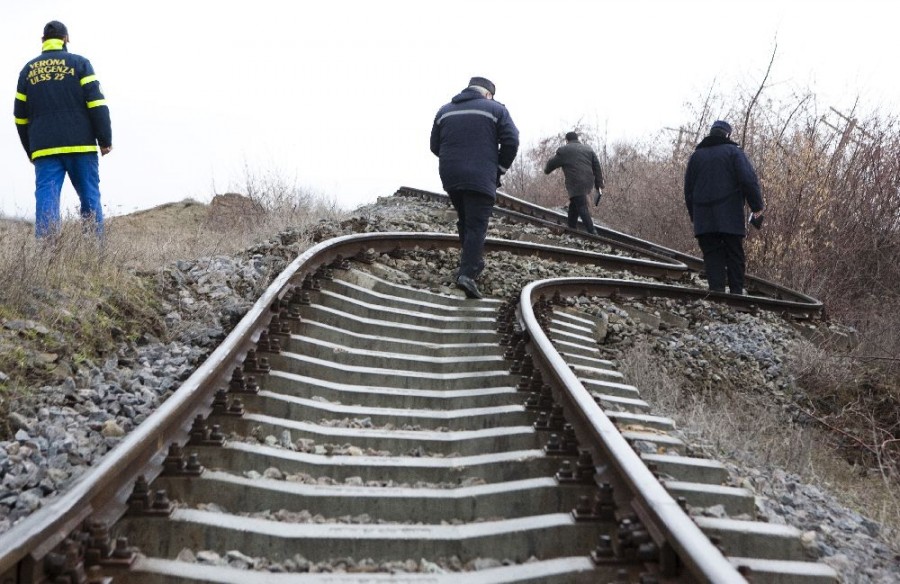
[448,189,494,280]
[34,153,103,237]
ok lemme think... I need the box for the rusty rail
[0,228,824,582]
[396,186,823,311]
[517,277,747,583]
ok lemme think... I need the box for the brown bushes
[505,88,900,488]
[0,171,341,394]
[506,93,900,360]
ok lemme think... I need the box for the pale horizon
[3,0,897,221]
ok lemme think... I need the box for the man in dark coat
[14,21,113,238]
[430,76,519,299]
[684,120,765,295]
[544,131,604,234]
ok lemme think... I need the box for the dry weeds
[0,174,342,407]
[619,340,900,548]
[507,85,900,530]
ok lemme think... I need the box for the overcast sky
[3,0,896,220]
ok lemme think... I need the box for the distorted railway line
[0,188,838,583]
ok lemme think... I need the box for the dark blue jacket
[430,88,519,198]
[684,136,763,236]
[14,39,111,160]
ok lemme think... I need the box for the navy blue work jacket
[684,136,764,236]
[14,39,112,160]
[430,88,519,198]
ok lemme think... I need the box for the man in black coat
[430,76,519,299]
[684,120,765,295]
[544,131,604,234]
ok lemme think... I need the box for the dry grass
[618,340,900,546]
[506,85,900,527]
[0,172,344,401]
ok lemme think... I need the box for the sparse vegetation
[0,169,342,428]
[506,85,900,546]
[1,89,897,560]
[619,339,899,549]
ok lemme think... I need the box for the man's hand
[749,211,765,230]
[497,167,506,188]
[100,145,113,156]
[593,188,602,206]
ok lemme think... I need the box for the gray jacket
[544,139,604,197]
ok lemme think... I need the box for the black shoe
[456,276,483,299]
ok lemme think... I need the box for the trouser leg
[33,156,66,238]
[566,199,579,229]
[448,191,466,243]
[722,234,746,294]
[570,195,595,233]
[449,190,493,279]
[64,153,103,237]
[697,233,727,292]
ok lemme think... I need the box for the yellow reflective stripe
[42,39,65,51]
[31,145,99,159]
[15,92,27,102]
[86,99,107,109]
[14,118,29,125]
[80,75,97,86]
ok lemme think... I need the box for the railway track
[397,186,823,311]
[0,193,837,583]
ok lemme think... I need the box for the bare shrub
[619,340,900,534]
[599,139,696,252]
[511,82,900,360]
[102,166,342,271]
[0,169,344,396]
[504,134,567,209]
[787,342,900,482]
[234,163,340,229]
[505,127,609,213]
[0,220,133,314]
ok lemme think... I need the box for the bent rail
[0,232,695,578]
[396,185,823,311]
[519,276,747,583]
[0,225,827,582]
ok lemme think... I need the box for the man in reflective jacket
[14,21,113,238]
[684,120,765,295]
[430,76,519,299]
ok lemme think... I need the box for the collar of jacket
[695,136,737,150]
[41,38,67,52]
[451,88,486,104]
[695,135,738,150]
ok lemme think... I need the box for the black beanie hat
[43,21,68,39]
[469,76,496,95]
[710,120,732,137]
[565,131,579,141]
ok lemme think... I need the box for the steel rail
[522,275,821,317]
[495,189,822,306]
[0,227,822,581]
[396,186,823,310]
[518,276,748,583]
[398,185,684,266]
[0,232,687,578]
